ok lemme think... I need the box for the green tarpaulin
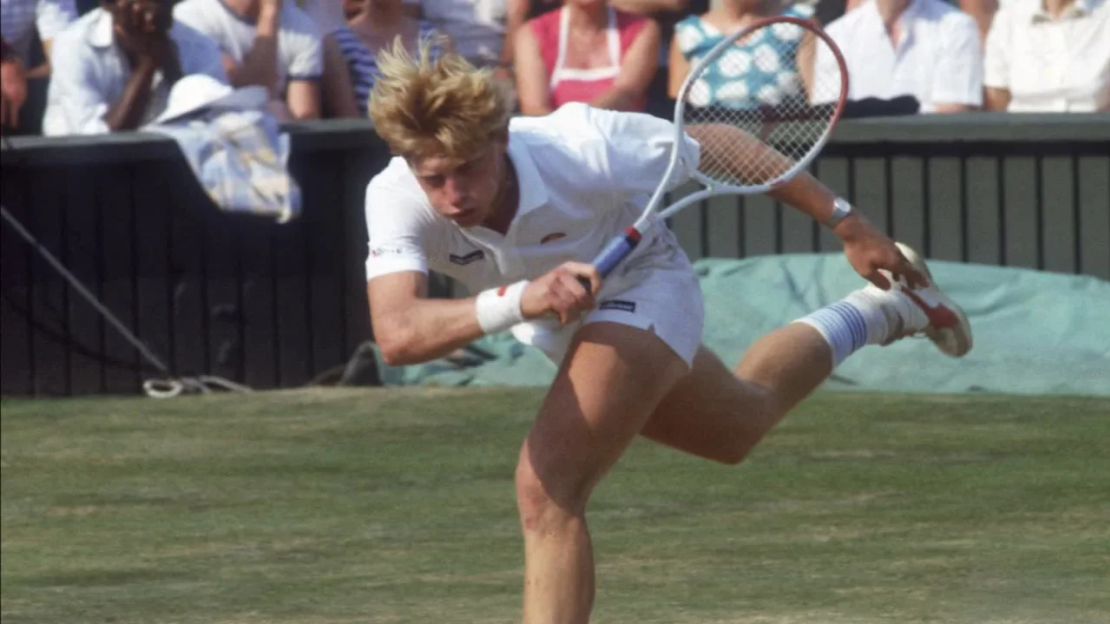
[366,255,1110,397]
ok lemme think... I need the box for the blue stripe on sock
[797,302,872,367]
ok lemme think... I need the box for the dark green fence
[1,114,1107,396]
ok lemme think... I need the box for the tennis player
[363,39,971,624]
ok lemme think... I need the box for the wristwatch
[826,197,853,229]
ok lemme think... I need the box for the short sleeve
[672,17,704,59]
[584,106,702,193]
[41,33,110,136]
[364,178,434,281]
[932,14,983,106]
[286,12,324,80]
[983,8,1011,89]
[171,0,209,36]
[36,0,77,41]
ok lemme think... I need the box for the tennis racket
[581,16,849,285]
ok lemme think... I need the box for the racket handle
[578,228,643,291]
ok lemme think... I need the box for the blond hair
[368,36,515,163]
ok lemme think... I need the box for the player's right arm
[368,264,600,366]
[367,271,484,366]
[365,173,602,365]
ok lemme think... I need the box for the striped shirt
[332,22,443,116]
[1,0,77,61]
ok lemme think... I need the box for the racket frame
[589,16,850,279]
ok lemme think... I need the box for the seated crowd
[0,0,1107,137]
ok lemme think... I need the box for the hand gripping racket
[580,16,849,287]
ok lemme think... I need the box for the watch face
[828,198,851,226]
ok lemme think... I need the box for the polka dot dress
[675,5,815,109]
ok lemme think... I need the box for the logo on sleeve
[599,300,636,313]
[370,246,405,258]
[449,250,486,265]
[540,232,567,244]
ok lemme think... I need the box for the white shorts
[510,231,705,368]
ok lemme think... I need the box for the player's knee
[714,439,758,466]
[714,405,779,465]
[514,454,588,533]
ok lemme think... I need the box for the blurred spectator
[405,0,509,71]
[343,0,364,19]
[608,0,709,118]
[1,36,29,132]
[1,0,78,132]
[502,0,559,84]
[297,0,347,29]
[332,0,447,117]
[818,0,1001,42]
[41,0,227,135]
[292,0,362,118]
[1,0,77,64]
[514,0,659,116]
[173,0,324,120]
[669,0,816,108]
[955,0,999,40]
[815,0,983,113]
[984,0,1109,112]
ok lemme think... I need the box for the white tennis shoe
[872,242,973,358]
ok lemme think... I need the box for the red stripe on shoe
[900,288,959,329]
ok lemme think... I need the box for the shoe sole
[895,243,973,358]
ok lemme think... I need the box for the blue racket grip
[577,228,643,291]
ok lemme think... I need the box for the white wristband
[475,280,528,335]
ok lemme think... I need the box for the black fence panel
[2,115,1108,396]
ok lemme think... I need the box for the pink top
[530,7,648,111]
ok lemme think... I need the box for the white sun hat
[153,73,269,125]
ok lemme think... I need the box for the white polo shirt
[0,0,76,61]
[815,0,983,112]
[42,9,228,136]
[363,103,701,293]
[173,0,324,94]
[984,0,1110,112]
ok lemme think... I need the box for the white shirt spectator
[42,8,228,136]
[0,0,76,61]
[815,0,983,112]
[413,0,507,68]
[173,0,324,94]
[984,0,1110,112]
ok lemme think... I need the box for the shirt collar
[899,0,924,20]
[1028,0,1094,21]
[507,134,548,217]
[89,8,115,49]
[861,0,923,28]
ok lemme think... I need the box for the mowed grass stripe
[2,390,1108,624]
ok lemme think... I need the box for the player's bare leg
[643,243,972,464]
[641,328,832,463]
[516,322,689,624]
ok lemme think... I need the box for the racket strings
[680,19,842,188]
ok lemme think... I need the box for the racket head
[674,16,849,194]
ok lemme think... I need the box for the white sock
[794,289,912,367]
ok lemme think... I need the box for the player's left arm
[685,124,928,290]
[590,19,660,112]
